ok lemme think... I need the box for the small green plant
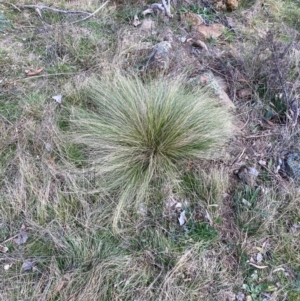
[69,74,233,230]
[222,28,236,43]
[186,222,218,242]
[62,144,87,168]
[264,93,287,122]
[243,271,270,301]
[288,291,300,301]
[234,186,264,235]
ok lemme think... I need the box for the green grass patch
[233,185,264,235]
[68,74,233,231]
[0,11,11,31]
[61,144,87,168]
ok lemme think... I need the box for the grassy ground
[1,0,300,300]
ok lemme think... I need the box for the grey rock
[21,260,34,271]
[145,41,172,74]
[188,71,235,108]
[236,166,259,185]
[285,152,300,179]
[236,292,245,301]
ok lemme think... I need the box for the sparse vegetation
[1,0,300,300]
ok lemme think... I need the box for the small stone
[178,210,186,226]
[235,292,245,301]
[248,167,259,177]
[132,14,140,27]
[191,40,208,52]
[196,23,224,40]
[236,292,245,301]
[242,198,251,207]
[52,94,62,104]
[140,19,155,31]
[145,41,172,74]
[15,230,28,246]
[45,143,52,152]
[237,166,258,185]
[256,253,263,263]
[138,203,147,216]
[21,260,34,271]
[0,245,8,253]
[226,16,235,28]
[226,0,238,10]
[189,71,234,108]
[237,88,252,99]
[285,152,300,179]
[258,160,266,166]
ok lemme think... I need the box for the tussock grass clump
[69,75,233,228]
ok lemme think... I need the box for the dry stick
[2,2,109,24]
[21,5,91,15]
[230,147,246,166]
[244,132,277,139]
[161,0,172,18]
[1,234,18,245]
[1,2,108,18]
[0,113,13,125]
[0,2,21,12]
[71,1,109,24]
[240,116,250,131]
[8,72,77,84]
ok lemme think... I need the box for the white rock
[175,202,182,208]
[248,167,259,177]
[242,198,251,207]
[178,210,186,226]
[52,94,62,104]
[258,160,266,166]
[256,253,263,263]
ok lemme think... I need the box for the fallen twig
[248,262,268,269]
[0,234,18,245]
[71,1,109,24]
[19,5,91,15]
[6,72,77,85]
[0,113,13,125]
[142,0,172,18]
[0,2,109,21]
[230,147,246,166]
[161,0,172,18]
[0,2,21,12]
[244,132,277,139]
